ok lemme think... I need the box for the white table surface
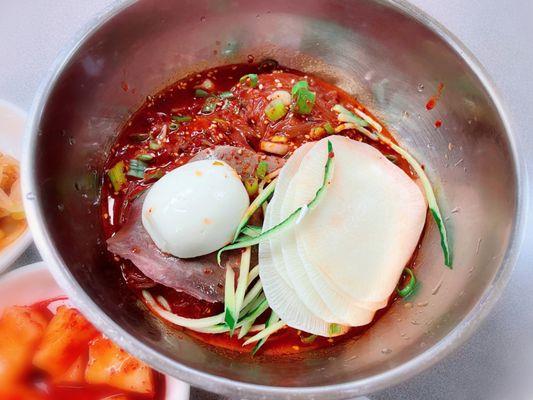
[1,1,532,399]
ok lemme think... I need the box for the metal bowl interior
[22,0,524,398]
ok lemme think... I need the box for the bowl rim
[21,0,528,398]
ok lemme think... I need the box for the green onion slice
[201,97,218,115]
[300,334,317,344]
[218,91,234,99]
[244,177,259,196]
[292,80,316,114]
[396,268,417,298]
[291,80,309,95]
[172,115,192,122]
[136,154,154,162]
[265,99,288,122]
[195,89,210,98]
[323,122,335,134]
[149,141,162,150]
[294,89,315,114]
[218,141,334,264]
[107,161,127,192]
[239,73,258,88]
[328,323,342,337]
[127,159,147,179]
[332,104,452,267]
[255,161,269,180]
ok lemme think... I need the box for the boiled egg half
[142,160,249,258]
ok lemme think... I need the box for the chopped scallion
[323,122,335,134]
[310,126,325,139]
[127,159,147,179]
[149,141,161,150]
[291,80,316,114]
[291,80,309,95]
[328,323,342,337]
[195,89,209,98]
[136,154,154,162]
[201,97,218,115]
[239,73,258,88]
[197,78,214,91]
[300,334,317,344]
[218,91,234,99]
[107,161,127,192]
[169,123,179,131]
[255,161,269,180]
[265,99,288,122]
[396,268,417,298]
[172,115,192,122]
[244,177,259,196]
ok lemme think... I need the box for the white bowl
[0,262,190,399]
[0,99,32,273]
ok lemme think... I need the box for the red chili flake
[121,81,129,92]
[426,83,444,111]
[434,119,442,128]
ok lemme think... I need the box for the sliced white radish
[293,136,426,304]
[287,140,388,318]
[279,160,360,324]
[265,142,314,289]
[259,143,344,336]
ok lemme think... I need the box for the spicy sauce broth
[102,62,415,355]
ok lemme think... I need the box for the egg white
[142,160,249,258]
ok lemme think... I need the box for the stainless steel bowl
[22,0,525,398]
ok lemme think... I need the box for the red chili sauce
[102,62,416,356]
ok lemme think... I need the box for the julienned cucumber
[240,225,262,238]
[228,247,252,334]
[232,179,277,242]
[224,265,236,334]
[218,141,335,264]
[333,105,452,268]
[252,311,280,355]
[238,297,270,339]
[244,319,286,346]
